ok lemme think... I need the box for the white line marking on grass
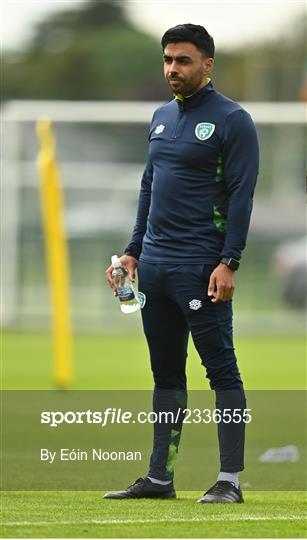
[2,515,305,526]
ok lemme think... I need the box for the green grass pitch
[1,331,306,538]
[2,332,305,390]
[2,491,306,538]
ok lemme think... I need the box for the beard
[167,76,187,94]
[167,73,204,96]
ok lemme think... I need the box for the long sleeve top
[125,81,259,264]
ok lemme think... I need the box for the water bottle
[111,255,140,314]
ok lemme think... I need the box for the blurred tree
[2,1,305,102]
[2,0,167,101]
[238,16,306,102]
[31,0,127,48]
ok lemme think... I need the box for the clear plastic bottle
[111,255,140,314]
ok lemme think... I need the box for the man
[105,23,259,503]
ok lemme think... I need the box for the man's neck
[175,77,211,101]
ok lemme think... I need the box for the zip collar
[174,79,214,109]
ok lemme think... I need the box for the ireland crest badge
[195,122,215,141]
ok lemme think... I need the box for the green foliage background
[2,0,305,102]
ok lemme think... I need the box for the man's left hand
[207,263,235,303]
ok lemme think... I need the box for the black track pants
[138,260,246,480]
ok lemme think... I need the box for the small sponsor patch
[195,122,215,141]
[189,299,202,311]
[154,124,165,134]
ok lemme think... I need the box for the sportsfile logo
[40,408,182,428]
[41,409,133,428]
[41,408,252,428]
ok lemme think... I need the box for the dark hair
[161,23,215,58]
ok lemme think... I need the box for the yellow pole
[36,119,73,389]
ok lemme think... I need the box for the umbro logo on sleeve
[154,124,165,134]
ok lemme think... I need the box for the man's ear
[203,57,214,75]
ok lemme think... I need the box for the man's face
[163,42,213,96]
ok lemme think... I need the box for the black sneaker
[103,477,176,499]
[197,480,244,503]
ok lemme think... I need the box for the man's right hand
[105,255,138,296]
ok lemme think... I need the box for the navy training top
[125,81,259,264]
